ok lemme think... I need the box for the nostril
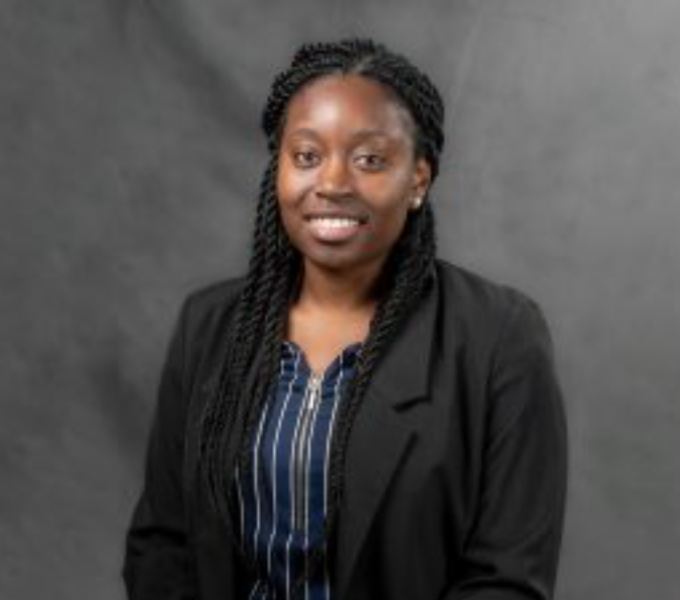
[316,175,352,196]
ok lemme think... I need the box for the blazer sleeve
[122,296,198,600]
[445,295,568,600]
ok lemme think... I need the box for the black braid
[198,156,297,527]
[197,37,445,596]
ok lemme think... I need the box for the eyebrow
[287,127,394,142]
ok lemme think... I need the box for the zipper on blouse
[292,372,322,532]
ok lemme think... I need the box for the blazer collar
[366,266,439,408]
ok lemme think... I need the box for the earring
[412,195,423,209]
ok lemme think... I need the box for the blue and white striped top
[234,339,363,600]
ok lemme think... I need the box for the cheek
[360,174,412,218]
[367,179,414,240]
[275,166,308,242]
[275,169,291,206]
[276,161,312,207]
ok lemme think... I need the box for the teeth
[309,217,360,228]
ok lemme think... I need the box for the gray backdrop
[1,0,679,598]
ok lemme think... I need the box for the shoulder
[170,275,247,373]
[432,258,553,355]
[434,257,542,318]
[181,275,247,323]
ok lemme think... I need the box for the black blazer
[123,258,568,600]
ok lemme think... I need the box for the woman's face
[276,74,431,276]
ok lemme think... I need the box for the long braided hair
[198,37,445,592]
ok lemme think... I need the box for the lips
[303,212,368,243]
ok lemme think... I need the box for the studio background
[1,1,678,599]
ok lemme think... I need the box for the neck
[295,258,387,314]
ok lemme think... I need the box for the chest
[285,306,371,374]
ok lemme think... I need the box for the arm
[122,297,198,600]
[446,296,568,600]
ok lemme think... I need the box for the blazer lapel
[334,271,440,600]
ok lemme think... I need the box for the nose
[315,155,352,199]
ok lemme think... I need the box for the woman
[123,38,567,600]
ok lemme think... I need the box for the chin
[301,244,386,276]
[304,251,359,273]
[287,229,386,275]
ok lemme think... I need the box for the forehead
[282,74,415,142]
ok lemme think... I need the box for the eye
[354,153,387,172]
[291,149,321,169]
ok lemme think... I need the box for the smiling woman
[277,74,430,273]
[123,38,567,600]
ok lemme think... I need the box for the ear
[409,157,432,210]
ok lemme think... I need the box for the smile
[305,216,365,242]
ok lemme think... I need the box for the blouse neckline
[282,339,363,379]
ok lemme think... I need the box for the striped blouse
[234,339,363,600]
